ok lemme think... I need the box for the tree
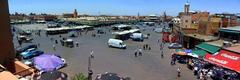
[72,73,87,80]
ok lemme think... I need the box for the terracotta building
[207,16,222,36]
[191,12,210,35]
[63,9,78,18]
[215,13,238,27]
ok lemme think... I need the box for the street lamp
[88,50,94,80]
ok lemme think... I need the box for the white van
[130,33,144,41]
[108,39,126,49]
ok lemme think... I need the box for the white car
[154,28,163,33]
[168,43,183,49]
[130,33,144,41]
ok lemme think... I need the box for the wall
[181,15,192,28]
[0,0,16,72]
[208,17,221,35]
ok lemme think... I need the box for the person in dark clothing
[134,51,138,57]
[148,46,151,50]
[76,42,79,47]
[161,51,164,58]
[146,44,149,49]
[18,40,22,46]
[60,40,63,46]
[55,40,58,44]
[143,45,146,50]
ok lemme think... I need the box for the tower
[163,11,167,22]
[184,1,190,14]
[137,12,140,18]
[73,9,78,18]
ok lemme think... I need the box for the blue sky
[9,0,240,16]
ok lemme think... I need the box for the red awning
[205,50,240,73]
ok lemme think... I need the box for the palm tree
[72,73,87,80]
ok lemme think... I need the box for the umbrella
[175,49,184,52]
[37,71,68,80]
[184,49,192,53]
[175,52,187,56]
[187,53,199,58]
[34,54,65,72]
[96,72,123,80]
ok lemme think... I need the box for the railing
[13,68,34,77]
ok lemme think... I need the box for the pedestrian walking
[148,46,151,50]
[50,37,54,41]
[139,51,142,56]
[161,51,164,58]
[146,44,149,49]
[18,40,22,46]
[160,43,163,49]
[143,45,146,50]
[90,50,94,58]
[60,40,63,46]
[134,50,138,57]
[53,45,56,51]
[139,48,142,56]
[55,40,58,44]
[76,42,79,47]
[177,67,181,77]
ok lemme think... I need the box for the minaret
[164,11,167,22]
[137,12,140,18]
[184,1,190,15]
[73,9,78,18]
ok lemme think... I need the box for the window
[185,20,188,23]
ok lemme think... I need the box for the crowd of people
[171,54,240,80]
[190,58,240,80]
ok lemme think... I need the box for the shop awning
[204,50,240,73]
[220,29,240,34]
[191,49,207,57]
[196,43,221,54]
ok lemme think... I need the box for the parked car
[21,50,44,59]
[143,34,149,39]
[168,43,182,49]
[130,33,144,41]
[18,35,33,42]
[69,31,78,37]
[63,39,74,48]
[108,38,126,49]
[16,44,37,54]
[154,28,163,33]
[97,29,105,34]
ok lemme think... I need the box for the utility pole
[88,50,94,80]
